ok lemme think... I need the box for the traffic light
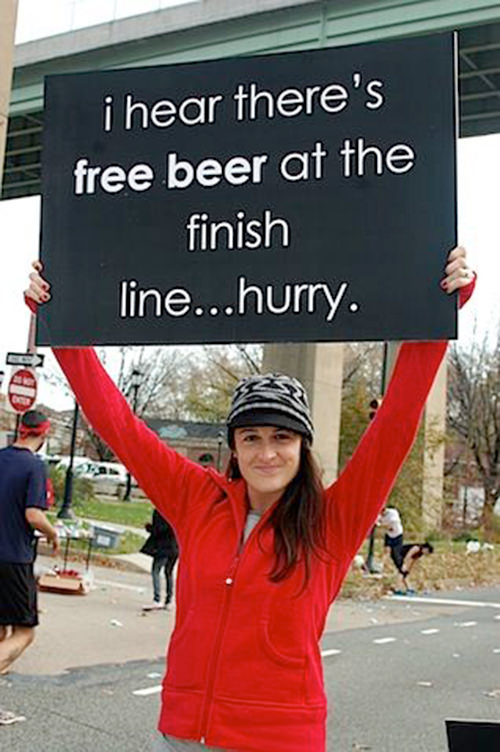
[368,397,381,421]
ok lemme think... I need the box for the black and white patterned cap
[227,373,314,443]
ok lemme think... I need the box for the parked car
[52,455,95,471]
[77,461,137,497]
[78,461,128,483]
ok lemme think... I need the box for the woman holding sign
[25,246,474,752]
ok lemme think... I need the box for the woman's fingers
[445,270,473,293]
[446,245,466,263]
[28,273,49,300]
[442,245,474,294]
[445,256,467,277]
[27,260,51,302]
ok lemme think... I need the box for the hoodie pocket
[165,608,206,690]
[258,618,306,669]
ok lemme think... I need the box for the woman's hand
[24,260,51,312]
[440,245,474,294]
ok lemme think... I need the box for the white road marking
[321,649,341,657]
[133,685,162,697]
[94,579,145,593]
[421,628,440,635]
[495,615,500,621]
[454,621,478,628]
[373,637,396,644]
[386,595,500,609]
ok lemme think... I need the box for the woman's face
[233,425,302,508]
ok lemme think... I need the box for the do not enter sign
[7,367,38,413]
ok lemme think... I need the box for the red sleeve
[325,277,476,563]
[53,347,208,530]
[326,339,447,561]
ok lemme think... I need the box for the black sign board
[38,33,457,347]
[446,719,500,751]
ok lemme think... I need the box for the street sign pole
[5,313,44,442]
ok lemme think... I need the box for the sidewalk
[15,556,169,676]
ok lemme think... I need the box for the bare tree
[42,346,190,459]
[343,342,384,390]
[183,345,262,422]
[114,346,190,418]
[339,343,384,472]
[448,328,500,536]
[42,344,262,456]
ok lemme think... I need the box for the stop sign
[7,367,38,413]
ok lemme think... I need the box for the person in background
[141,509,179,611]
[0,410,59,725]
[379,505,404,566]
[379,507,433,593]
[392,540,434,594]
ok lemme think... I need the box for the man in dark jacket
[141,509,178,610]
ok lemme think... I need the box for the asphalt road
[324,588,500,752]
[1,586,499,752]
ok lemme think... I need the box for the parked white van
[77,461,137,497]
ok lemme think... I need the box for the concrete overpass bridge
[2,0,499,521]
[4,0,500,200]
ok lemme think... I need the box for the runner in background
[0,411,59,725]
[379,507,434,594]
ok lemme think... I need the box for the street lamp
[123,368,141,500]
[58,400,79,519]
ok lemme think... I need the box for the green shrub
[452,529,481,542]
[48,465,95,505]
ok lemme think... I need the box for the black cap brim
[228,410,310,438]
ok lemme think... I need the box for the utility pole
[0,1,19,195]
[123,368,141,500]
[2,2,20,445]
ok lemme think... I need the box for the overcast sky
[2,0,500,410]
[14,0,194,43]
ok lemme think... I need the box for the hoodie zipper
[198,499,272,744]
[198,551,241,743]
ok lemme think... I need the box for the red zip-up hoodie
[51,284,472,752]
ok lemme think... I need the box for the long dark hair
[227,439,327,585]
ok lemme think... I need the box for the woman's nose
[258,441,277,460]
